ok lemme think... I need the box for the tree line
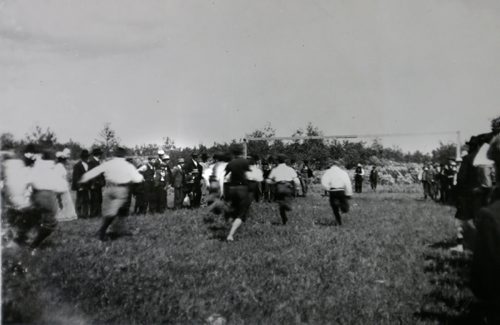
[1,122,457,169]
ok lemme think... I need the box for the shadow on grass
[415,241,480,324]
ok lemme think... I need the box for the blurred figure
[369,165,379,192]
[54,149,77,221]
[137,156,156,213]
[261,160,272,202]
[471,133,500,323]
[5,144,67,249]
[224,145,252,241]
[153,160,168,213]
[267,155,300,225]
[185,152,203,208]
[88,148,105,217]
[432,163,442,202]
[300,160,314,196]
[420,165,432,200]
[72,149,91,219]
[79,147,143,241]
[246,155,263,202]
[171,157,186,209]
[321,160,353,226]
[354,163,364,193]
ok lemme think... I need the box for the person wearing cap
[171,157,186,209]
[153,160,168,213]
[88,147,105,217]
[321,159,353,226]
[300,160,314,196]
[224,145,252,241]
[471,134,500,322]
[72,149,91,218]
[354,163,365,193]
[185,152,203,208]
[79,147,144,241]
[54,149,77,221]
[267,154,300,225]
[137,156,157,213]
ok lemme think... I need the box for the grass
[2,184,476,324]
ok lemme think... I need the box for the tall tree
[95,122,120,157]
[25,125,58,147]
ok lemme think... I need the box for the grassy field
[2,185,476,324]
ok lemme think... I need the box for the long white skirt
[56,190,77,222]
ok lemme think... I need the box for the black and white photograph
[1,0,500,324]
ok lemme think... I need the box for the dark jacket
[184,159,203,184]
[72,161,88,191]
[471,191,500,303]
[87,157,106,188]
[171,165,185,188]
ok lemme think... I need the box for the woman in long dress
[54,149,77,221]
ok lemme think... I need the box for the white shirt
[268,164,300,186]
[30,159,68,193]
[246,164,264,182]
[82,161,88,171]
[321,165,353,196]
[3,159,32,209]
[80,158,144,184]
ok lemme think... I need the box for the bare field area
[2,185,474,324]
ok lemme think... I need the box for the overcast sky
[1,0,499,153]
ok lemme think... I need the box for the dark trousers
[248,181,261,202]
[90,187,103,217]
[191,182,202,208]
[174,187,185,209]
[227,184,251,221]
[328,190,349,225]
[156,186,167,213]
[10,190,59,248]
[370,181,377,191]
[75,189,90,218]
[422,181,432,199]
[354,176,363,193]
[275,182,293,224]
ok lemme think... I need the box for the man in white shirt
[321,160,353,225]
[5,144,66,249]
[80,147,144,241]
[267,155,300,225]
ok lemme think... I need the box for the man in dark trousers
[88,148,105,217]
[137,156,156,213]
[185,152,203,208]
[72,149,91,219]
[321,160,353,226]
[224,145,252,241]
[267,154,300,225]
[171,158,186,209]
[354,163,364,193]
[369,165,379,192]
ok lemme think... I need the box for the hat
[178,158,185,163]
[357,163,362,167]
[487,134,500,162]
[80,149,90,159]
[491,116,500,132]
[92,148,103,156]
[161,154,170,160]
[158,149,165,156]
[192,152,199,158]
[62,148,71,157]
[115,146,127,158]
[148,156,155,160]
[55,151,63,158]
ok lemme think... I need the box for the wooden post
[456,131,461,160]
